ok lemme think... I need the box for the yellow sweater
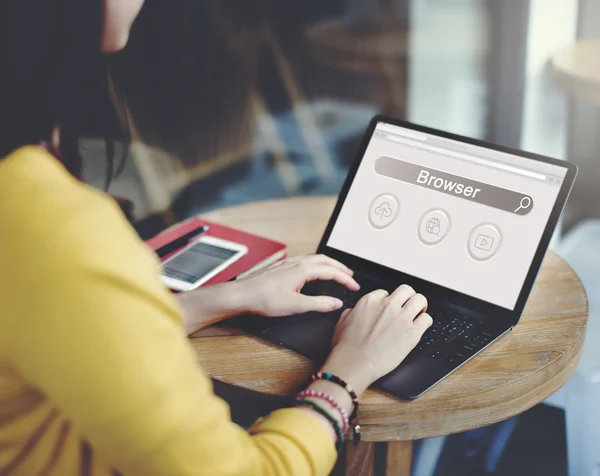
[0,147,336,476]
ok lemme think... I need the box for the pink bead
[297,389,350,434]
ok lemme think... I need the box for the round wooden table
[190,196,588,476]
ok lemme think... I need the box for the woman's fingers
[359,289,389,302]
[354,290,389,318]
[306,254,354,276]
[402,293,429,318]
[303,264,360,290]
[282,254,354,275]
[292,295,344,314]
[413,312,434,331]
[384,284,416,312]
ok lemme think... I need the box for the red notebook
[146,218,287,287]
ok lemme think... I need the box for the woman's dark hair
[1,0,268,193]
[0,0,126,183]
[111,0,266,167]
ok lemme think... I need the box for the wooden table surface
[551,38,600,104]
[190,196,588,473]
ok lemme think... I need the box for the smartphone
[160,236,248,291]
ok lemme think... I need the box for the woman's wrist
[320,350,375,398]
[177,281,250,334]
[226,278,271,316]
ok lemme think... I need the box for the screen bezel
[317,115,577,324]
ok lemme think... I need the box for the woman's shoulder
[0,145,113,229]
[0,145,138,268]
[0,145,83,200]
[0,148,181,357]
[0,145,162,302]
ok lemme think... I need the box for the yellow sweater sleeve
[0,147,336,476]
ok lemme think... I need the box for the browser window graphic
[328,123,567,309]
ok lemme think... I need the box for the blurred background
[80,0,600,474]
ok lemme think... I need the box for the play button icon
[468,224,502,260]
[475,235,493,251]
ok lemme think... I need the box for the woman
[0,1,432,475]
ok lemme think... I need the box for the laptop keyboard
[302,279,497,364]
[415,305,494,364]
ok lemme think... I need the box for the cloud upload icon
[375,202,393,219]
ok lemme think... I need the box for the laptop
[237,115,577,400]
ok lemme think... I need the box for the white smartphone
[160,235,248,292]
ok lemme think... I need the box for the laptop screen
[327,122,569,310]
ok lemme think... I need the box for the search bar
[374,156,534,216]
[385,135,547,181]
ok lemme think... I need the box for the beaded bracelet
[297,389,350,434]
[312,372,358,420]
[296,398,345,453]
[312,372,361,445]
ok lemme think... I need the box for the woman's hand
[320,285,433,397]
[177,254,359,334]
[234,254,360,317]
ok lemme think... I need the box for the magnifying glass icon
[515,196,532,213]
